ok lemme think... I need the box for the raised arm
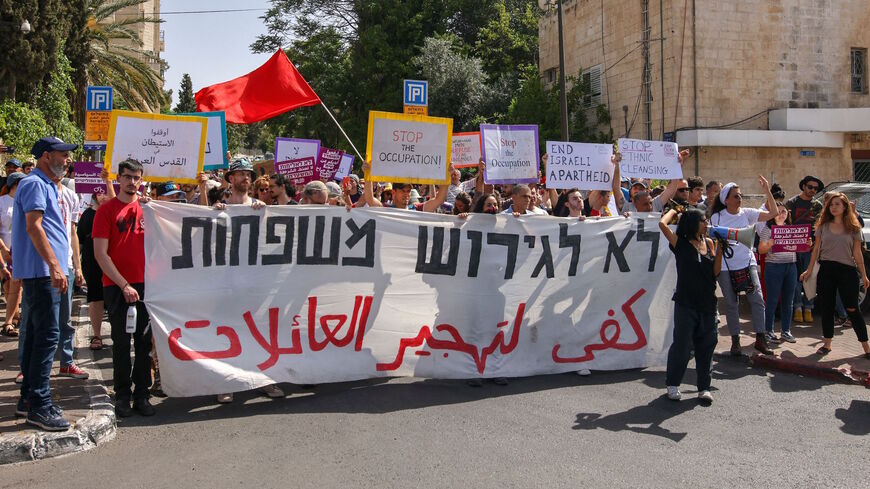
[197,172,210,206]
[659,209,679,247]
[361,162,383,207]
[101,168,116,199]
[657,149,691,204]
[611,152,625,211]
[757,174,777,222]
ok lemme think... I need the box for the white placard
[451,132,481,168]
[334,154,355,181]
[480,124,540,184]
[617,138,682,179]
[274,137,321,165]
[104,110,207,184]
[545,141,614,190]
[366,112,452,184]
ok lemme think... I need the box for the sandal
[816,346,832,356]
[89,336,103,350]
[2,323,18,337]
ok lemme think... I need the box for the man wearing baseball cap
[13,136,77,430]
[2,158,22,189]
[155,181,187,202]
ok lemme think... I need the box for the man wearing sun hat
[787,175,824,323]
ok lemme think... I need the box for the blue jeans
[794,251,814,311]
[56,268,75,367]
[763,262,797,334]
[19,277,62,410]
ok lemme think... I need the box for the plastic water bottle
[126,305,137,334]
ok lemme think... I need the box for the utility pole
[556,0,569,141]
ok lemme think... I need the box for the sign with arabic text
[179,111,228,170]
[103,110,207,184]
[144,203,676,397]
[274,137,320,167]
[314,147,345,181]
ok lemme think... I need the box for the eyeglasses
[677,188,690,192]
[806,185,820,191]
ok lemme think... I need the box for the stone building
[539,0,870,194]
[105,0,165,89]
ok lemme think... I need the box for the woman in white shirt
[709,176,777,355]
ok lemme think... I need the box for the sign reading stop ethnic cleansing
[545,141,614,191]
[365,111,452,185]
[144,203,677,397]
[772,224,812,253]
[617,138,683,179]
[451,132,482,168]
[104,110,208,184]
[481,124,540,184]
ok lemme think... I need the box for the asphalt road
[1,358,868,488]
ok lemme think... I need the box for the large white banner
[144,204,676,397]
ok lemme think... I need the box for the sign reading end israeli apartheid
[143,203,677,397]
[545,141,614,190]
[772,224,812,253]
[452,132,482,168]
[104,110,208,184]
[365,111,452,185]
[617,138,682,179]
[481,124,540,184]
[179,111,228,170]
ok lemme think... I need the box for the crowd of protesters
[1,136,868,430]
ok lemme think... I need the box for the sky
[160,0,275,106]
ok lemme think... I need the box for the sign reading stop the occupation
[365,111,453,184]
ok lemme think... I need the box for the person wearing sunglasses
[786,175,824,324]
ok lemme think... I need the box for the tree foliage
[174,73,196,113]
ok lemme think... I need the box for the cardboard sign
[333,154,354,181]
[179,111,228,170]
[545,141,614,190]
[617,138,682,179]
[103,110,208,184]
[274,137,320,167]
[315,147,345,181]
[452,132,482,168]
[365,111,452,184]
[771,224,812,253]
[480,124,540,184]
[275,157,317,186]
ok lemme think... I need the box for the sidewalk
[0,295,115,465]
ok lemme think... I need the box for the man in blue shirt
[12,136,75,431]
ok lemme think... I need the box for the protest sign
[103,110,208,184]
[315,147,345,181]
[74,161,141,194]
[451,132,482,168]
[365,111,452,184]
[275,157,317,185]
[144,203,676,396]
[545,141,614,190]
[179,111,228,170]
[617,138,682,179]
[274,137,320,166]
[480,124,540,184]
[771,224,812,253]
[333,154,355,181]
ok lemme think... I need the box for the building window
[852,48,867,94]
[582,64,602,108]
[543,68,557,85]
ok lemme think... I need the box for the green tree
[174,73,196,113]
[0,0,69,101]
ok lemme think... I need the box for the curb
[0,299,116,465]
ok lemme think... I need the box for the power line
[160,8,267,15]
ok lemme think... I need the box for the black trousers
[666,303,718,391]
[817,261,869,342]
[104,284,153,401]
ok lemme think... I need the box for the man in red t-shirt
[93,159,154,418]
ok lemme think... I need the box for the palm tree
[81,0,167,114]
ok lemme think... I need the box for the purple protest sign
[275,157,317,186]
[73,161,106,194]
[771,224,811,253]
[315,147,345,181]
[480,124,540,184]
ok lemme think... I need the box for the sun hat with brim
[799,175,824,191]
[224,158,256,182]
[31,137,78,159]
[5,172,26,189]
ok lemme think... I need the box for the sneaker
[26,406,70,431]
[115,400,133,418]
[14,372,23,384]
[792,310,803,323]
[58,364,89,379]
[765,332,780,343]
[834,316,847,327]
[259,384,284,398]
[780,331,797,343]
[803,310,814,323]
[217,393,234,403]
[698,390,714,405]
[15,397,28,417]
[667,386,681,401]
[133,398,155,416]
[576,369,592,376]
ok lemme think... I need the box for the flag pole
[320,101,365,164]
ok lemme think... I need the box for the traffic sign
[86,86,113,111]
[403,79,428,106]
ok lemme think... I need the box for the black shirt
[670,236,717,312]
[76,207,100,273]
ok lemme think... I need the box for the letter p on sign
[404,80,428,106]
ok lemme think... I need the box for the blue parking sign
[403,80,428,106]
[86,86,113,111]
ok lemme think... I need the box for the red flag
[195,49,321,124]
